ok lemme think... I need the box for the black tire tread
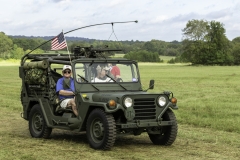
[29,104,52,139]
[148,109,178,145]
[87,108,116,150]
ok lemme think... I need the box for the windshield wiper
[77,74,89,82]
[77,74,99,91]
[106,74,127,90]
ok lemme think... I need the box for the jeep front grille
[133,98,156,120]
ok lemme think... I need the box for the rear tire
[29,104,52,138]
[148,109,178,145]
[86,109,116,150]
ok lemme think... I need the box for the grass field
[0,62,240,160]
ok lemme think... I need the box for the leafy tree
[123,50,160,62]
[182,19,208,41]
[141,40,178,56]
[167,58,175,64]
[232,37,240,43]
[12,38,29,51]
[11,38,50,51]
[181,19,232,65]
[25,48,44,54]
[165,48,179,56]
[11,44,25,59]
[231,36,240,64]
[0,32,13,59]
[205,21,232,65]
[143,41,157,52]
[181,19,208,64]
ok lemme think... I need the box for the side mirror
[149,80,154,89]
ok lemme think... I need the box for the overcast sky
[1,0,239,42]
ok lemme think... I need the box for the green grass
[139,64,240,133]
[0,63,240,159]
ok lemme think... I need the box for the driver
[93,65,113,82]
[56,65,78,116]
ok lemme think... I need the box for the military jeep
[19,46,178,150]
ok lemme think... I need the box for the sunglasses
[63,70,71,74]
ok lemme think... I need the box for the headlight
[158,96,166,107]
[124,97,133,108]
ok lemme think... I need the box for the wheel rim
[32,112,43,134]
[90,118,104,143]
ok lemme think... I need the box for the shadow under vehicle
[19,45,178,150]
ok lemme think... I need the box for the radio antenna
[21,20,138,64]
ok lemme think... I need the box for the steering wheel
[116,78,123,82]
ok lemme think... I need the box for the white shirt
[93,77,113,82]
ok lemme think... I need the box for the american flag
[51,32,67,50]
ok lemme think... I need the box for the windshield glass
[75,62,139,83]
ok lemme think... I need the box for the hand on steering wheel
[116,78,123,82]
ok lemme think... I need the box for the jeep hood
[92,92,148,103]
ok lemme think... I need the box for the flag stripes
[51,32,67,50]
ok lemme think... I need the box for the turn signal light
[82,94,89,100]
[107,100,116,109]
[171,97,177,104]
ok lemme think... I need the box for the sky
[1,0,240,42]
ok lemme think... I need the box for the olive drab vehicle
[19,22,178,150]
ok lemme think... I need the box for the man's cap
[62,65,72,71]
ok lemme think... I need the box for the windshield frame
[71,58,142,93]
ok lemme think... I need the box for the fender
[38,98,53,127]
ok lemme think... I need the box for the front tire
[29,104,52,138]
[148,109,178,145]
[86,109,116,150]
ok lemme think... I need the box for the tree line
[0,32,179,62]
[180,19,240,65]
[1,19,240,65]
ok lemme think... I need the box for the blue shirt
[56,77,75,100]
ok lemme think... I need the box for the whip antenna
[21,20,138,64]
[64,20,138,34]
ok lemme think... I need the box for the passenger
[108,63,121,80]
[56,65,78,116]
[93,65,112,82]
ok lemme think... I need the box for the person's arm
[56,77,75,96]
[60,78,75,96]
[59,90,75,96]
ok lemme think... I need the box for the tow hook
[20,112,23,118]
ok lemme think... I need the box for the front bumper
[118,120,175,129]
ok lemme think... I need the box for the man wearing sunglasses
[56,65,78,116]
